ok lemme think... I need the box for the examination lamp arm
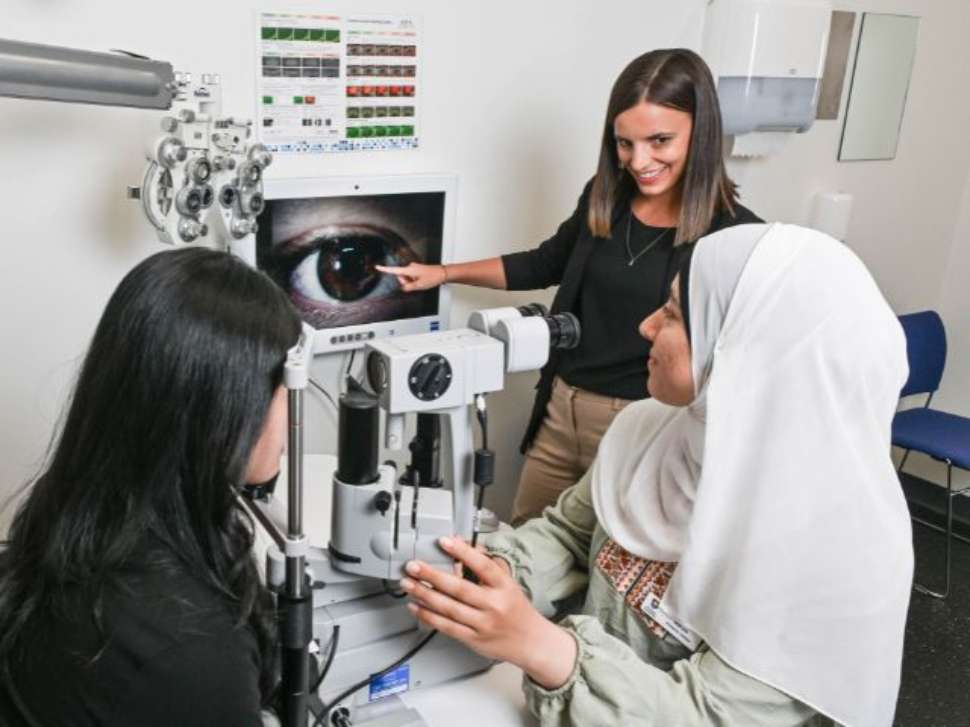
[0,38,175,110]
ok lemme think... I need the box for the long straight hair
[0,247,301,700]
[588,48,738,245]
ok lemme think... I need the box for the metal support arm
[0,38,174,109]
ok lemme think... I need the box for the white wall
[933,0,970,473]
[726,0,970,492]
[0,0,708,533]
[728,0,970,316]
[925,161,970,488]
[2,0,970,534]
[940,170,970,411]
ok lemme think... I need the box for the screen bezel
[255,174,456,355]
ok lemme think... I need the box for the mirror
[839,13,919,161]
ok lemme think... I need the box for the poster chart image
[257,11,420,153]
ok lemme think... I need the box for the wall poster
[257,11,420,153]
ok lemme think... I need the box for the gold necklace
[625,210,672,267]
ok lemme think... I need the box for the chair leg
[914,461,953,599]
[897,448,912,474]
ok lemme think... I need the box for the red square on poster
[362,86,375,96]
[347,86,360,97]
[390,86,403,97]
[403,85,415,96]
[305,96,316,104]
[377,86,390,97]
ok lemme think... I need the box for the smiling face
[614,100,693,204]
[639,276,694,406]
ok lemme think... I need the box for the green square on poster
[325,29,340,42]
[276,27,294,40]
[262,96,274,105]
[360,127,374,138]
[388,125,401,136]
[293,96,304,104]
[293,28,309,41]
[261,27,277,40]
[309,29,325,41]
[347,127,361,138]
[374,126,387,137]
[401,125,414,136]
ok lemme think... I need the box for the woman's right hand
[375,262,447,292]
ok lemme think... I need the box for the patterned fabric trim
[594,538,677,640]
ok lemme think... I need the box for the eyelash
[264,225,414,306]
[616,137,672,150]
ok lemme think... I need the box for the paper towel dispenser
[703,0,832,136]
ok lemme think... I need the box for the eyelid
[277,223,403,256]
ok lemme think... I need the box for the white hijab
[591,223,912,727]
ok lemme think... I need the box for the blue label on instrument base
[369,664,410,701]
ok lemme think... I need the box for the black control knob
[374,490,393,516]
[408,354,452,401]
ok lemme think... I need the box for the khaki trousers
[511,377,634,525]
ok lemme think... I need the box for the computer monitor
[255,175,456,354]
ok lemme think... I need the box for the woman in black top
[0,248,302,726]
[378,49,761,523]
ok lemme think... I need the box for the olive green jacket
[483,471,831,727]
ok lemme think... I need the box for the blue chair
[893,311,970,599]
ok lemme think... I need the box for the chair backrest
[898,310,947,397]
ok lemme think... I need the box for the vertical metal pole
[444,405,476,539]
[287,388,305,599]
[280,325,313,727]
[942,463,953,599]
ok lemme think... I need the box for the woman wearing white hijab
[398,223,913,726]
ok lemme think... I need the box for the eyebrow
[614,131,676,142]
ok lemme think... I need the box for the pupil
[317,235,385,301]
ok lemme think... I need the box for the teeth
[638,167,665,179]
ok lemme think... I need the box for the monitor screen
[255,175,455,354]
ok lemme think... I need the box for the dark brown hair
[588,48,737,245]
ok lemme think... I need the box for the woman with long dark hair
[0,247,302,726]
[377,49,761,524]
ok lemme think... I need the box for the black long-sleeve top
[0,548,265,727]
[501,180,761,450]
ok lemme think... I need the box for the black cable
[410,470,420,531]
[309,377,338,410]
[310,625,341,694]
[311,630,438,727]
[471,394,493,550]
[471,482,488,549]
[346,348,357,378]
[239,494,285,551]
[475,406,488,451]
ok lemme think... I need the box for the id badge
[641,593,701,651]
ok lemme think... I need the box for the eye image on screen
[256,192,444,330]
